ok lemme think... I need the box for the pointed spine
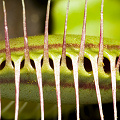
[3,1,12,66]
[78,0,87,65]
[2,1,12,119]
[43,0,51,64]
[22,0,30,63]
[98,0,104,66]
[61,0,70,65]
[77,0,87,119]
[95,0,104,119]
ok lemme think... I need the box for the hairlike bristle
[14,0,30,119]
[1,0,119,120]
[93,0,104,120]
[53,1,70,119]
[22,0,30,63]
[54,0,70,119]
[3,1,12,66]
[78,0,104,120]
[98,0,104,66]
[22,0,45,120]
[77,0,87,119]
[78,0,87,65]
[43,0,51,64]
[35,0,52,119]
[3,1,21,120]
[98,0,117,119]
[61,0,70,65]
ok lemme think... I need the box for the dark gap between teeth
[12,61,15,67]
[49,58,54,69]
[60,56,73,70]
[116,56,120,73]
[0,60,15,70]
[41,58,43,67]
[66,56,73,70]
[30,59,35,69]
[84,57,92,72]
[103,57,110,73]
[41,57,54,69]
[20,59,25,69]
[0,60,6,70]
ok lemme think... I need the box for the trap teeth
[1,0,119,120]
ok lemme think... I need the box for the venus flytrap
[0,0,120,120]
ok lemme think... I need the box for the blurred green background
[52,0,120,40]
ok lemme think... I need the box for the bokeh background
[0,0,120,40]
[0,0,49,40]
[52,0,120,40]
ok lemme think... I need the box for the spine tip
[78,0,87,66]
[61,0,70,65]
[22,0,30,63]
[43,0,51,64]
[3,0,12,65]
[98,0,104,66]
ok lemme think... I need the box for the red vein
[0,43,119,54]
[79,0,87,65]
[54,58,61,120]
[43,0,51,64]
[1,78,120,91]
[22,0,30,63]
[3,1,11,65]
[15,61,20,120]
[61,0,70,64]
[35,59,44,120]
